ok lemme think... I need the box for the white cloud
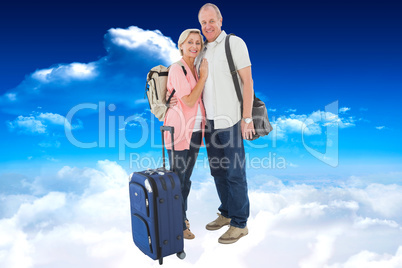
[348,172,402,186]
[327,247,402,268]
[339,107,351,114]
[287,162,299,168]
[354,217,399,229]
[7,112,82,136]
[134,98,148,105]
[66,62,97,79]
[5,93,17,101]
[37,112,67,126]
[299,232,339,268]
[0,26,180,116]
[309,111,355,128]
[14,192,66,227]
[126,112,147,127]
[376,126,385,130]
[107,26,180,64]
[7,115,47,134]
[285,108,297,113]
[275,115,322,136]
[271,109,356,140]
[30,68,53,82]
[349,183,402,218]
[1,163,402,268]
[30,63,98,85]
[38,141,61,148]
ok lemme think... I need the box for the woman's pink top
[163,58,205,151]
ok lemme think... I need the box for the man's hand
[241,120,255,140]
[166,91,178,107]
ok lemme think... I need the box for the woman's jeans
[167,131,202,230]
[204,120,250,228]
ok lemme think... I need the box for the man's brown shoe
[205,213,231,230]
[218,226,248,244]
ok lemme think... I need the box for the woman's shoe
[183,229,195,239]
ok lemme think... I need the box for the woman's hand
[167,59,208,108]
[199,58,208,81]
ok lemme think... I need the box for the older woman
[163,29,208,239]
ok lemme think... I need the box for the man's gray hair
[198,3,222,20]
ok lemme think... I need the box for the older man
[197,3,254,244]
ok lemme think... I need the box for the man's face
[199,7,222,42]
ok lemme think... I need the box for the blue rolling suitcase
[129,126,185,265]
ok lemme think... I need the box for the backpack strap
[175,61,187,76]
[165,61,187,106]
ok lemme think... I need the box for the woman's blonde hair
[178,29,204,56]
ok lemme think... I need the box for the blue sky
[1,0,402,267]
[1,0,401,177]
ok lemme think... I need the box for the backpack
[145,61,187,121]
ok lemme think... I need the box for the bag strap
[225,34,243,103]
[225,34,257,115]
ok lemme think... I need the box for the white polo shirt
[197,31,251,129]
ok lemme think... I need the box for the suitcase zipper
[133,214,153,253]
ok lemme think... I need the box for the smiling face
[199,6,222,42]
[180,33,202,59]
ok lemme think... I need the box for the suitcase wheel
[177,251,186,260]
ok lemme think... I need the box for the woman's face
[180,33,202,59]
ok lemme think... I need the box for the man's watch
[242,117,253,124]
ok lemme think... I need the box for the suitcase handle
[160,126,175,171]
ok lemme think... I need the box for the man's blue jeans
[167,131,202,230]
[204,120,250,228]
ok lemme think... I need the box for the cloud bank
[271,110,355,141]
[7,112,82,135]
[1,161,401,268]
